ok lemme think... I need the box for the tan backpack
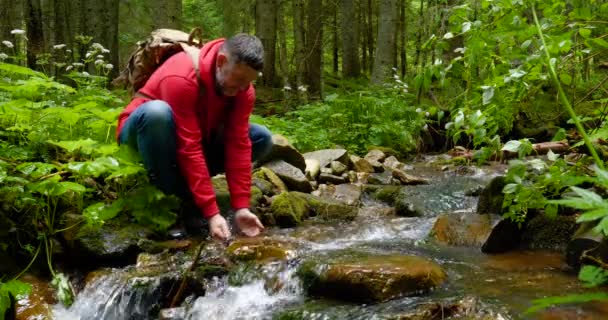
[112,28,206,95]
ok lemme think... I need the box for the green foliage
[0,280,31,317]
[579,265,608,288]
[526,292,608,315]
[253,84,426,155]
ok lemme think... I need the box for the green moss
[293,192,358,221]
[269,192,310,227]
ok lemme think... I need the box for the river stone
[305,158,321,180]
[227,237,296,262]
[430,213,501,247]
[15,275,55,320]
[386,296,508,320]
[367,171,393,185]
[304,149,349,169]
[212,176,264,213]
[252,176,276,196]
[159,307,186,320]
[566,222,606,269]
[312,184,361,206]
[298,254,446,303]
[481,218,523,254]
[330,160,348,175]
[350,155,374,173]
[268,192,311,227]
[318,173,347,185]
[294,191,359,222]
[263,160,312,193]
[364,149,387,163]
[261,134,306,171]
[391,168,429,185]
[521,214,577,251]
[477,176,506,215]
[383,156,404,170]
[255,167,288,193]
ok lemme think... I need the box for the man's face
[215,52,258,97]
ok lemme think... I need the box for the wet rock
[318,173,347,185]
[261,134,306,171]
[356,172,371,183]
[364,149,387,164]
[313,184,362,207]
[304,158,321,180]
[350,155,375,173]
[367,171,393,185]
[227,237,296,262]
[566,222,606,269]
[263,160,312,193]
[15,275,56,320]
[481,218,523,254]
[268,192,311,227]
[304,149,349,169]
[255,167,288,193]
[159,307,186,320]
[320,167,332,174]
[386,295,509,320]
[521,214,577,251]
[294,192,359,222]
[391,168,429,185]
[298,254,446,303]
[394,197,423,217]
[365,185,402,203]
[383,156,404,170]
[430,213,501,247]
[476,176,506,215]
[347,170,357,183]
[330,161,347,176]
[252,176,276,196]
[65,215,154,266]
[138,239,193,254]
[465,184,485,196]
[213,176,263,213]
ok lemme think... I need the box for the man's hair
[221,34,264,71]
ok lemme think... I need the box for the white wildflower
[415,108,422,113]
[72,62,84,67]
[91,43,105,51]
[96,55,104,59]
[454,47,466,54]
[66,49,72,53]
[2,41,14,48]
[393,74,399,80]
[104,64,113,70]
[85,51,93,58]
[283,86,292,91]
[81,71,90,76]
[53,44,67,50]
[11,29,26,35]
[298,85,307,92]
[258,72,263,77]
[391,67,398,71]
[443,32,454,39]
[0,53,7,60]
[66,65,73,71]
[102,48,110,54]
[423,124,429,131]
[445,122,453,130]
[425,112,430,117]
[94,59,104,66]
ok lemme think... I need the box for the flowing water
[52,160,607,320]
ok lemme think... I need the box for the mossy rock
[227,237,295,262]
[364,185,402,203]
[521,214,577,251]
[212,175,264,213]
[476,176,506,215]
[298,253,447,303]
[269,192,311,227]
[293,192,358,222]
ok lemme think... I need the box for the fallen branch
[448,140,571,161]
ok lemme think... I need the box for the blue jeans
[119,100,273,199]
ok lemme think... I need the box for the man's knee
[250,123,273,161]
[137,100,174,128]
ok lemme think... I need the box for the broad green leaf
[579,28,591,39]
[579,265,608,288]
[49,139,97,153]
[521,40,532,49]
[547,150,559,161]
[551,128,567,141]
[51,273,74,306]
[0,280,31,317]
[83,199,124,227]
[462,22,472,33]
[58,182,86,194]
[17,162,57,179]
[559,73,572,86]
[526,292,608,314]
[502,140,521,152]
[575,208,608,223]
[482,86,494,105]
[570,186,605,207]
[503,183,518,194]
[589,38,608,49]
[545,204,558,219]
[0,63,47,78]
[593,216,608,236]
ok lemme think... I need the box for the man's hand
[235,208,264,237]
[208,214,231,241]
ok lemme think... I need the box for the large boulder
[261,134,306,172]
[304,149,349,169]
[294,192,359,222]
[481,218,523,254]
[390,168,429,185]
[521,214,577,251]
[312,184,362,207]
[263,160,312,193]
[350,155,374,173]
[267,192,311,227]
[430,213,501,247]
[212,176,264,213]
[298,253,446,303]
[254,167,288,194]
[304,159,321,180]
[476,176,506,215]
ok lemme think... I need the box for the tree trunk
[341,0,360,78]
[24,0,45,69]
[80,0,119,77]
[1,0,23,42]
[400,0,407,77]
[332,5,339,75]
[293,0,306,98]
[359,1,367,73]
[413,0,424,69]
[255,0,277,87]
[371,0,398,84]
[222,0,239,37]
[367,0,374,72]
[306,0,323,98]
[277,0,289,89]
[152,0,181,29]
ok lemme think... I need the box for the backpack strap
[180,44,205,99]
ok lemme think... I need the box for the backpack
[112,28,206,96]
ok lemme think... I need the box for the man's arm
[157,76,220,218]
[223,86,255,211]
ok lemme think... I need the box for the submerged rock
[298,253,446,303]
[227,237,296,262]
[386,295,510,320]
[430,213,501,247]
[268,192,311,227]
[15,275,56,320]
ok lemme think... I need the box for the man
[116,34,271,241]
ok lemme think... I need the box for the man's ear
[216,52,228,69]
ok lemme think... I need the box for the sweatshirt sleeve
[223,86,254,210]
[158,75,220,218]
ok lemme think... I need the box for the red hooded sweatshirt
[116,39,253,219]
